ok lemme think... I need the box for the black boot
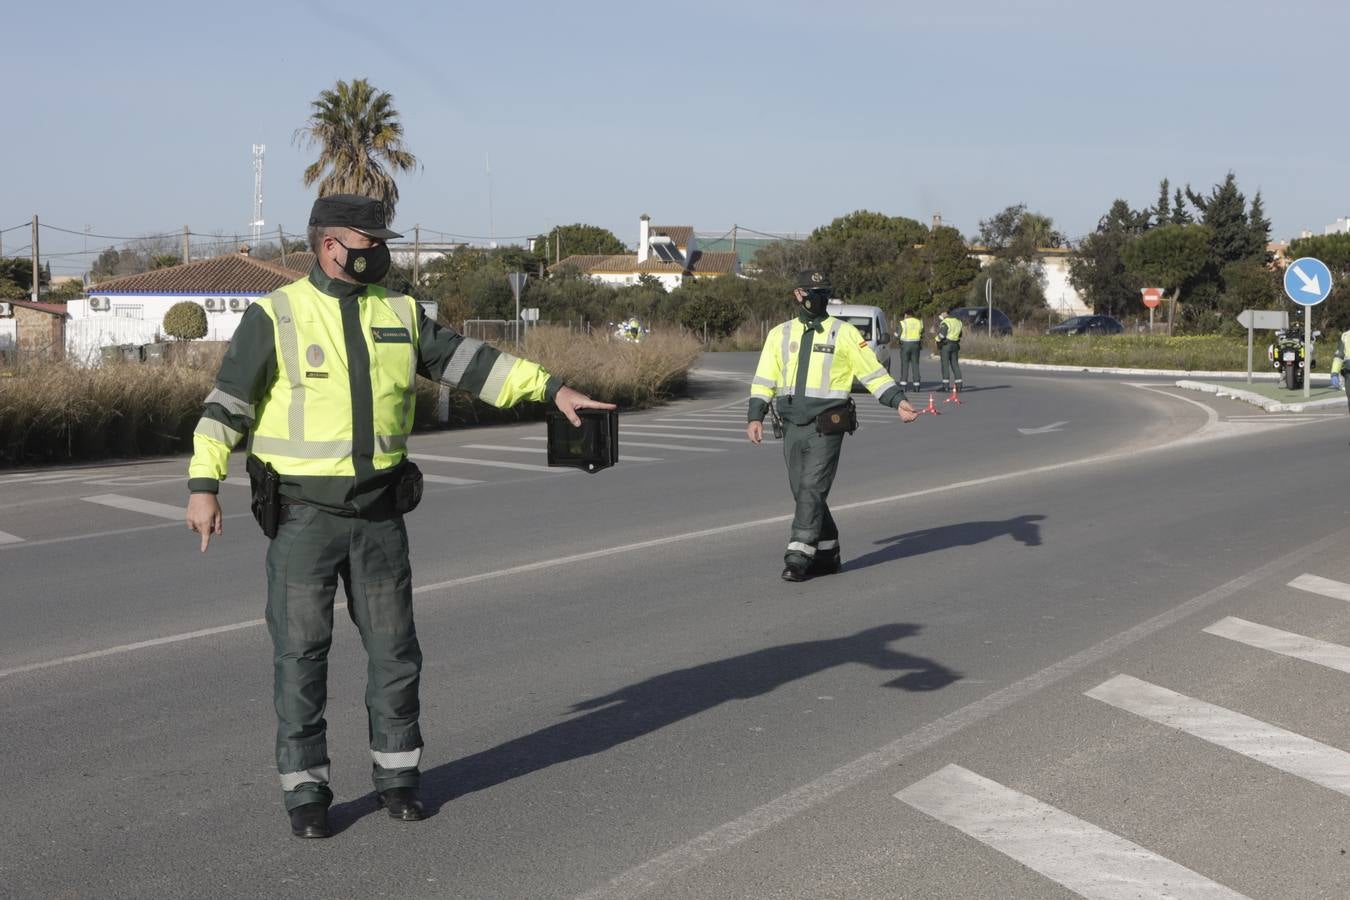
[289,802,331,839]
[378,787,426,821]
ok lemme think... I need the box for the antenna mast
[250,143,266,247]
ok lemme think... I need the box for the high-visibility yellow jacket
[899,316,923,342]
[938,316,963,343]
[748,315,903,425]
[1333,333,1350,375]
[188,268,561,514]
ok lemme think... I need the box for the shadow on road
[330,623,960,827]
[844,514,1045,573]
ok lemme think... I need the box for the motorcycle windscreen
[545,409,619,474]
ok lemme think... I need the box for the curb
[1172,380,1345,413]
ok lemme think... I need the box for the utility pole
[183,225,190,264]
[276,224,286,268]
[413,225,421,285]
[31,215,39,302]
[731,224,737,255]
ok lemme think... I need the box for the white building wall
[590,272,684,291]
[0,317,15,352]
[67,294,259,363]
[1040,255,1090,316]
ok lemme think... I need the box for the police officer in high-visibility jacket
[747,271,918,581]
[897,308,924,393]
[1331,331,1350,422]
[184,194,613,839]
[936,307,964,393]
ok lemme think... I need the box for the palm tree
[295,79,418,223]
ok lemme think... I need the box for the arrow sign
[1018,421,1068,435]
[1283,257,1332,306]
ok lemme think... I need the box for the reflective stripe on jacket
[938,316,963,342]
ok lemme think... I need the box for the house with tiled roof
[549,215,741,291]
[67,247,313,363]
[0,299,70,363]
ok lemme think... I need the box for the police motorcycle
[1266,324,1320,390]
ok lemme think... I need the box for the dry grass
[0,327,702,467]
[959,333,1253,371]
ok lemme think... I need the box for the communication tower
[250,144,266,247]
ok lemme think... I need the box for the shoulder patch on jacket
[859,339,868,348]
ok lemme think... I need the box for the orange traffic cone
[943,387,962,405]
[921,392,941,415]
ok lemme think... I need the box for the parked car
[1047,315,1123,335]
[948,307,1013,336]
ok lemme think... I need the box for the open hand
[554,386,617,427]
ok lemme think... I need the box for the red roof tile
[88,252,311,295]
[6,300,68,317]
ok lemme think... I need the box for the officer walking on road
[184,194,614,839]
[747,271,918,581]
[897,308,924,393]
[937,307,964,393]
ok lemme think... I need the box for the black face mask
[797,288,830,319]
[335,239,391,285]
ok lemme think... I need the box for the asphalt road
[3,353,1350,898]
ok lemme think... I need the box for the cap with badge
[794,269,832,292]
[308,194,403,240]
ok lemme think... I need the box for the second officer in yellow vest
[184,194,613,839]
[936,307,964,393]
[897,309,924,393]
[747,270,918,581]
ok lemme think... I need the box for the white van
[826,300,892,373]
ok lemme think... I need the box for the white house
[71,248,313,363]
[972,246,1089,317]
[549,215,741,290]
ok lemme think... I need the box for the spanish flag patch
[858,340,867,348]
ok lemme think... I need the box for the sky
[5,0,1349,276]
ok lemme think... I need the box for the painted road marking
[627,424,747,434]
[895,764,1247,900]
[408,452,568,474]
[621,431,744,444]
[1204,616,1350,675]
[0,531,25,545]
[82,494,186,521]
[1086,674,1350,796]
[462,444,662,462]
[522,437,724,453]
[1288,574,1350,603]
[423,474,485,486]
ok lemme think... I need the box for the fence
[65,316,163,365]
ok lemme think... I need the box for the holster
[815,398,858,436]
[393,459,424,515]
[245,454,281,539]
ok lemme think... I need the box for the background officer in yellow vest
[748,270,918,581]
[936,307,964,393]
[1331,331,1350,423]
[897,308,924,393]
[184,194,613,839]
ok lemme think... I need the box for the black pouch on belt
[245,454,281,539]
[393,459,424,514]
[815,398,858,436]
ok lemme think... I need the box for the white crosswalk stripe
[1085,674,1350,796]
[0,530,25,545]
[81,494,186,521]
[1288,574,1350,603]
[462,444,663,462]
[409,452,568,474]
[1203,616,1350,675]
[523,437,724,453]
[896,764,1247,900]
[622,424,746,434]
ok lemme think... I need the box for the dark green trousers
[940,341,963,389]
[898,341,922,391]
[265,502,422,811]
[782,421,843,571]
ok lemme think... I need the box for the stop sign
[1140,287,1163,309]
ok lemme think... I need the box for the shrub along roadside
[958,333,1265,371]
[0,327,702,467]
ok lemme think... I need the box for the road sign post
[507,272,528,345]
[1283,257,1333,398]
[1236,309,1290,384]
[1141,287,1162,333]
[984,277,993,337]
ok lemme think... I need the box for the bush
[163,301,208,340]
[959,333,1255,371]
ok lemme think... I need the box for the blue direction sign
[1284,256,1333,306]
